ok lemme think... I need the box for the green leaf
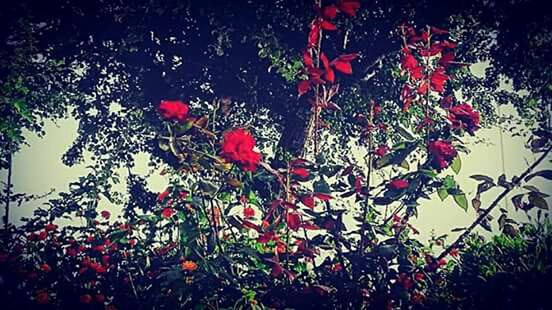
[453,194,468,211]
[437,188,449,201]
[451,156,461,175]
[470,174,494,183]
[374,141,418,169]
[529,193,549,210]
[525,170,552,182]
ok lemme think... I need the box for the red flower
[308,20,320,48]
[331,53,358,75]
[450,247,460,258]
[320,19,337,31]
[161,207,175,219]
[415,272,425,282]
[100,210,111,219]
[243,207,255,219]
[286,212,302,231]
[220,128,261,172]
[388,179,409,190]
[291,167,310,179]
[322,5,338,19]
[428,140,457,170]
[401,51,424,80]
[80,294,93,304]
[438,52,455,67]
[374,145,389,157]
[157,190,170,202]
[337,0,361,17]
[448,103,480,134]
[44,223,57,232]
[39,263,52,273]
[158,100,189,122]
[320,52,335,83]
[300,195,315,209]
[38,230,48,240]
[36,290,49,304]
[430,67,449,93]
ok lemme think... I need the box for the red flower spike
[158,100,189,122]
[430,67,449,93]
[337,0,361,17]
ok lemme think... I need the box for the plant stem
[436,144,552,260]
[359,102,374,255]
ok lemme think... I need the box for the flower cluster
[158,100,190,122]
[428,139,458,170]
[448,103,480,135]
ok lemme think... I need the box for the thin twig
[437,144,552,260]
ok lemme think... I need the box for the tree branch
[436,144,552,260]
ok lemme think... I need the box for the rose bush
[1,0,551,309]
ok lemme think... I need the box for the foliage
[424,221,552,309]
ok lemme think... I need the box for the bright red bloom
[389,179,409,190]
[300,195,315,209]
[220,128,261,172]
[320,19,337,31]
[291,167,310,179]
[161,207,175,219]
[38,230,48,240]
[428,140,458,170]
[308,21,320,48]
[430,67,449,93]
[158,100,189,122]
[100,210,111,219]
[320,52,335,83]
[337,0,361,17]
[243,206,255,219]
[80,294,93,304]
[448,103,480,134]
[374,145,389,157]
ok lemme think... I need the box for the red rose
[448,103,480,134]
[80,294,93,304]
[388,179,409,190]
[291,167,309,179]
[158,100,189,122]
[243,207,255,219]
[220,128,261,172]
[161,207,175,219]
[100,210,111,219]
[428,140,457,170]
[374,145,389,157]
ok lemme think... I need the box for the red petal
[298,80,310,96]
[320,20,337,31]
[300,195,315,209]
[303,50,314,67]
[322,5,338,19]
[332,60,352,74]
[286,212,302,231]
[338,0,361,17]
